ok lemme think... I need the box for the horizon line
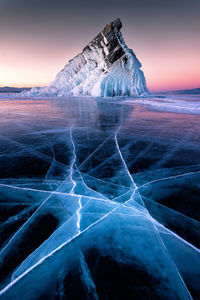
[0,84,199,93]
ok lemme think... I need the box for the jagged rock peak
[23,18,149,97]
[82,18,125,69]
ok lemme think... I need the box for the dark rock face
[83,18,125,68]
[70,18,125,72]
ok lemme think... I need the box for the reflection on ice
[0,96,199,299]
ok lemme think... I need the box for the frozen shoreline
[1,93,200,115]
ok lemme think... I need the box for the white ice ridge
[124,97,200,114]
[21,18,149,98]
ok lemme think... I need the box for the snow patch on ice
[125,97,200,114]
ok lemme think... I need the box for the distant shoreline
[154,87,200,95]
[0,87,31,93]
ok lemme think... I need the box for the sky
[0,0,200,92]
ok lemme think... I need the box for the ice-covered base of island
[21,33,149,98]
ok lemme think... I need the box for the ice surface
[0,95,199,299]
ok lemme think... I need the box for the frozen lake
[0,95,199,299]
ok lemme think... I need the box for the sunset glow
[0,0,200,92]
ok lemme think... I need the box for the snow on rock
[22,18,149,98]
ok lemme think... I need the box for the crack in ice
[69,126,77,194]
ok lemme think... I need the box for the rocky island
[23,18,149,97]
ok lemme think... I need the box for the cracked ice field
[0,95,199,299]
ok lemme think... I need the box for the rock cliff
[23,18,149,97]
